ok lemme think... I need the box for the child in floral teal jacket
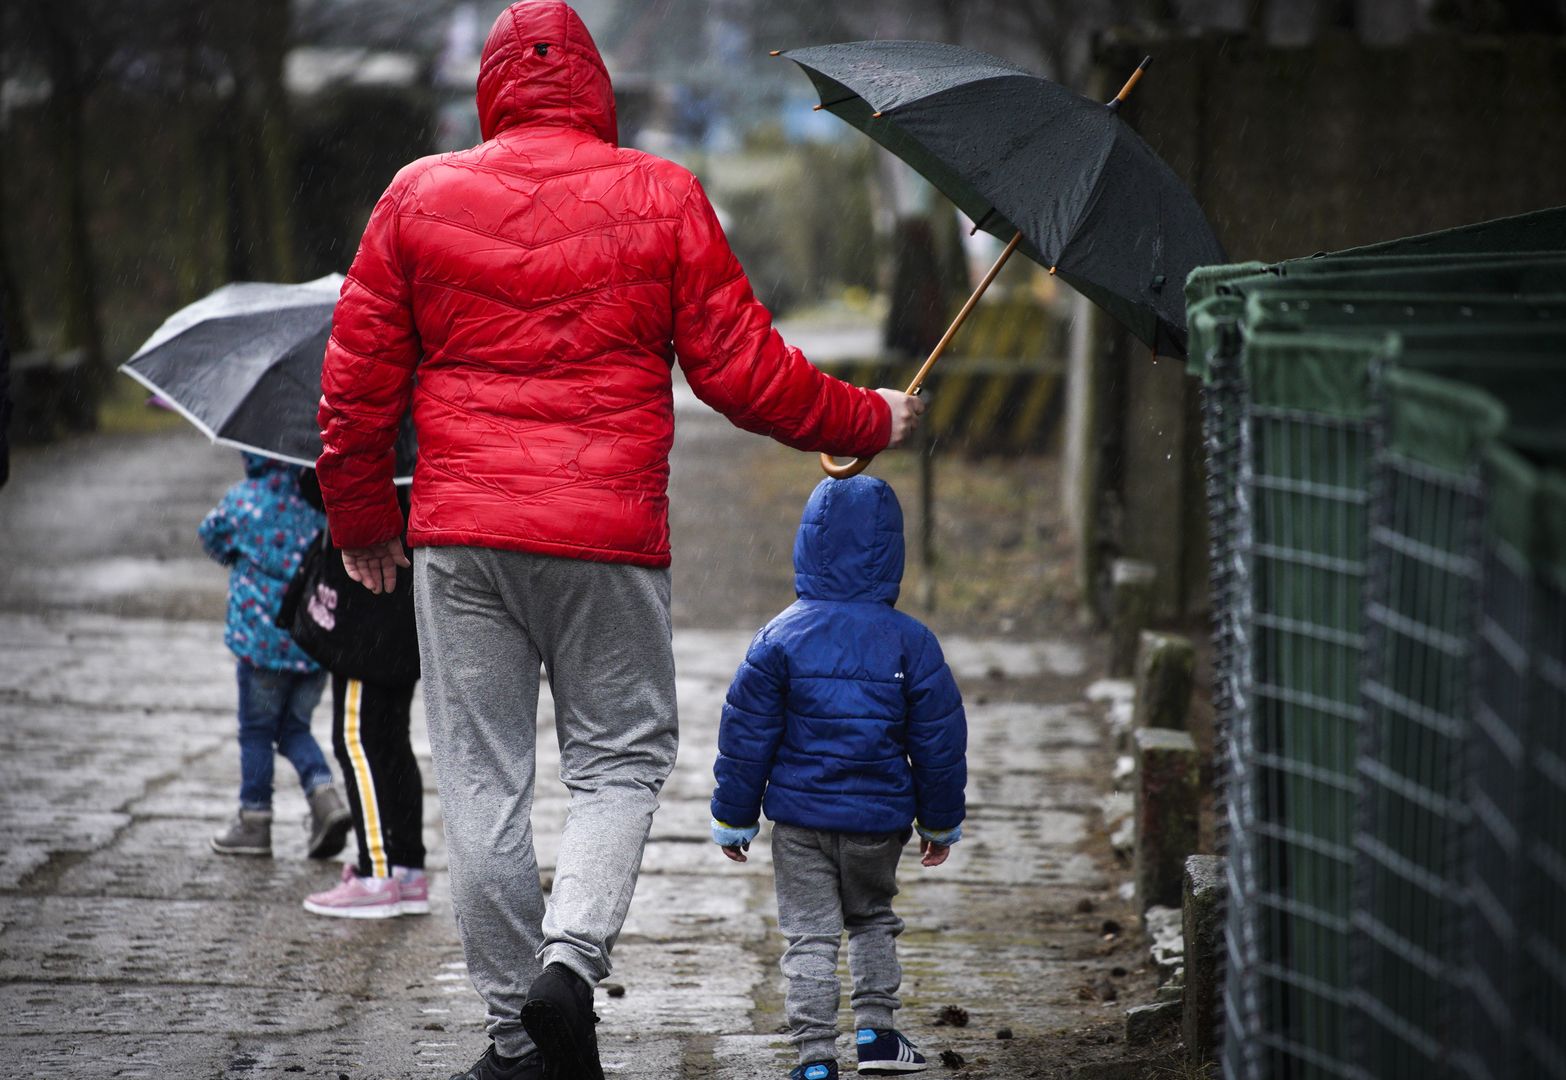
[198,454,349,859]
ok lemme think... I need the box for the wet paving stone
[1,980,354,1037]
[0,422,1155,1078]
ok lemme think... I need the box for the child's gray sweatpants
[771,822,908,1064]
[414,546,678,1060]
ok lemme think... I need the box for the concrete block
[1132,631,1195,731]
[1125,1000,1181,1046]
[1133,728,1199,911]
[1182,854,1227,1066]
[1108,559,1157,676]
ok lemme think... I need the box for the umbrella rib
[812,95,862,112]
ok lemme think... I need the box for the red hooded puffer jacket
[316,1,890,567]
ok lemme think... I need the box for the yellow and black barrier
[814,298,1065,455]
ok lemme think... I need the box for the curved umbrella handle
[819,451,873,479]
[817,232,1022,480]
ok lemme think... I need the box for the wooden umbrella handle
[819,448,876,479]
[819,232,1023,479]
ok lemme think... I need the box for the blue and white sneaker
[789,1062,838,1080]
[855,1029,928,1074]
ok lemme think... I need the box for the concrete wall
[1067,31,1566,620]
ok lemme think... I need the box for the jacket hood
[243,452,301,480]
[477,1,618,145]
[793,476,904,605]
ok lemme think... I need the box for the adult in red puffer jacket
[316,4,923,1079]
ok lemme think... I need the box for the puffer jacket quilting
[711,477,967,835]
[316,0,890,565]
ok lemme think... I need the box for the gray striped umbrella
[121,274,416,481]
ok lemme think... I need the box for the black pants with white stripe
[330,674,425,878]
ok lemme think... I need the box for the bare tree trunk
[0,132,32,353]
[1246,0,1269,34]
[35,1,104,426]
[217,0,295,282]
[936,0,964,44]
[253,0,296,281]
[174,8,216,302]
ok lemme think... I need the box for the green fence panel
[1467,444,1544,1080]
[1319,205,1566,259]
[1355,370,1506,1079]
[1524,471,1566,1078]
[1187,261,1270,315]
[1228,331,1396,1079]
[1195,219,1566,1079]
[1243,293,1566,335]
[1189,294,1270,1080]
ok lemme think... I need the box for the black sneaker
[448,1044,543,1080]
[520,963,604,1080]
[855,1028,928,1073]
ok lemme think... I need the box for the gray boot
[212,809,273,856]
[306,784,353,859]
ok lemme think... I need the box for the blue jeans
[236,662,332,811]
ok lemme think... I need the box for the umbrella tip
[871,110,884,118]
[769,49,781,57]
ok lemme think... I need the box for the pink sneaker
[394,867,430,916]
[302,864,402,919]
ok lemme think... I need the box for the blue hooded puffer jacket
[198,454,326,672]
[711,476,966,835]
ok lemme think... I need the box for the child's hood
[792,476,904,605]
[243,452,302,481]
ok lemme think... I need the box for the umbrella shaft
[907,232,1023,395]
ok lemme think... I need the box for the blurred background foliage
[3,0,1562,437]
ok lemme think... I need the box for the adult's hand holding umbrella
[877,388,928,448]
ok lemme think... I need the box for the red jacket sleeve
[671,176,890,458]
[316,180,420,549]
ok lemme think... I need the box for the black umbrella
[779,41,1224,473]
[120,275,416,481]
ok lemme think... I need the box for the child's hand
[915,821,961,867]
[711,818,758,864]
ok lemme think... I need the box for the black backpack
[277,529,420,685]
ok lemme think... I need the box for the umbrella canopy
[121,275,416,480]
[783,40,1226,357]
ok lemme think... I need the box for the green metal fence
[1189,209,1566,1080]
[1356,369,1504,1077]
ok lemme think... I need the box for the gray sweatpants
[414,546,678,1059]
[772,823,909,1064]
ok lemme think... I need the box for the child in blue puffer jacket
[711,476,966,1080]
[198,454,350,861]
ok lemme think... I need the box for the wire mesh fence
[1523,476,1566,1079]
[1188,292,1264,1080]
[1353,370,1501,1079]
[1187,210,1566,1079]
